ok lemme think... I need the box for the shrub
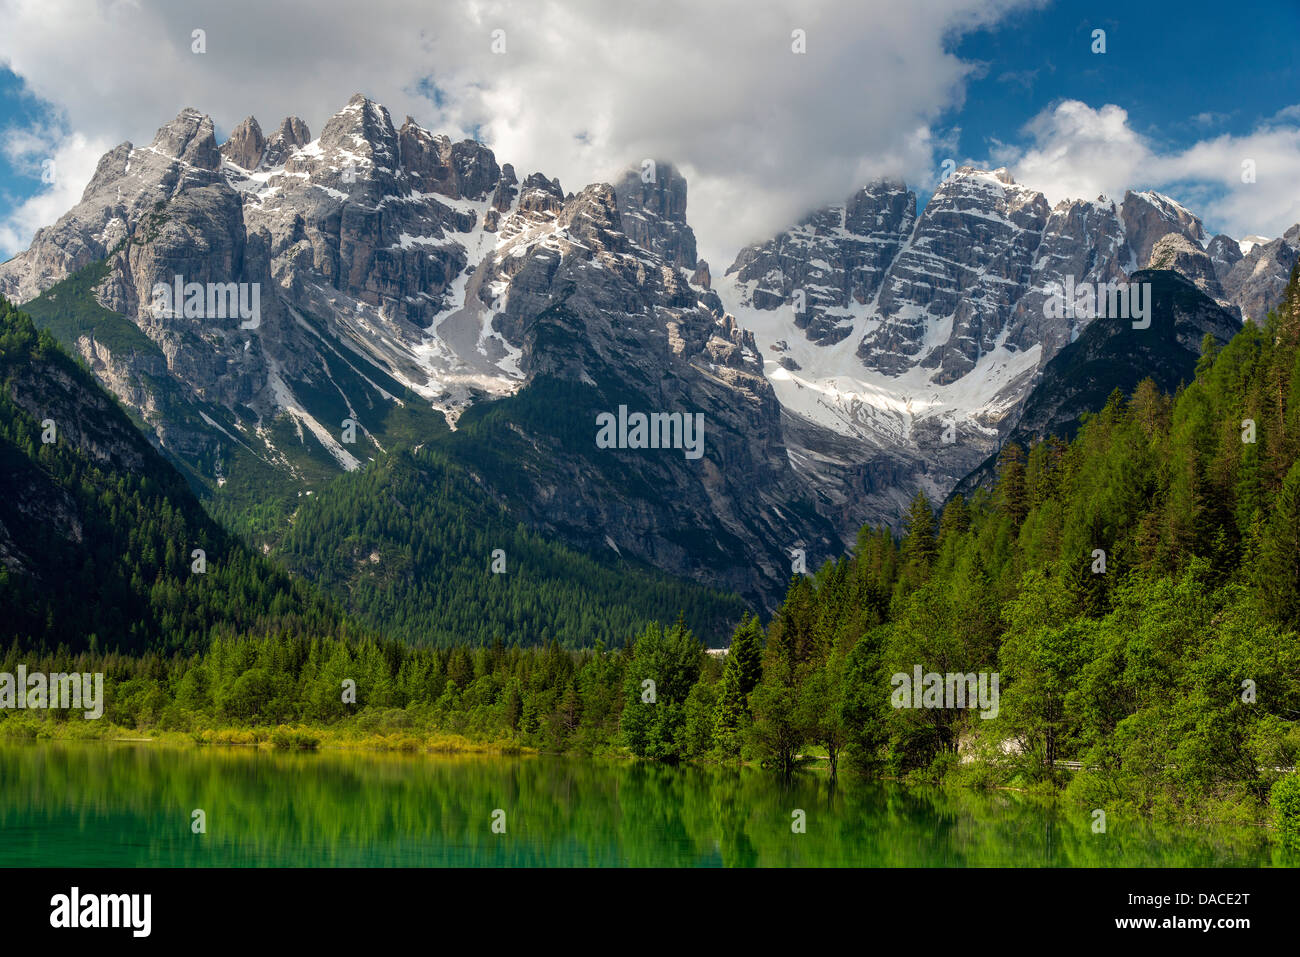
[270,726,321,750]
[1270,773,1300,846]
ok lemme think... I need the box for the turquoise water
[0,742,1284,866]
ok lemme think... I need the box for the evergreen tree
[713,614,764,755]
[1255,459,1300,630]
[899,491,937,590]
[996,442,1029,527]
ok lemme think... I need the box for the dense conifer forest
[0,299,355,655]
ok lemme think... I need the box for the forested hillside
[0,298,354,654]
[274,442,749,647]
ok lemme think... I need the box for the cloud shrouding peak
[2,1,1296,265]
[0,0,1041,263]
[990,99,1300,241]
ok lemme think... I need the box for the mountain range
[2,94,1295,614]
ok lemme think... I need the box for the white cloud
[990,101,1146,204]
[0,0,1043,265]
[0,130,111,257]
[990,99,1300,241]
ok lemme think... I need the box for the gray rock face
[1007,196,1129,361]
[726,179,915,347]
[1119,190,1207,268]
[725,169,1219,390]
[1148,232,1235,312]
[236,95,507,332]
[148,107,223,174]
[1216,226,1300,322]
[0,96,521,487]
[262,116,311,167]
[219,116,265,171]
[1207,233,1243,276]
[863,168,1050,381]
[396,119,498,201]
[0,109,236,313]
[718,168,1225,533]
[612,161,698,270]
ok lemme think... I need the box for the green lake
[0,742,1286,866]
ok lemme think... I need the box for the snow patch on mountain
[718,285,1032,445]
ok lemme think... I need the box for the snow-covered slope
[716,167,1256,522]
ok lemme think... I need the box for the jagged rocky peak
[315,93,400,171]
[724,176,917,348]
[557,183,629,253]
[446,139,499,201]
[1005,194,1127,359]
[1207,234,1243,274]
[1148,232,1235,311]
[0,107,231,302]
[844,177,916,236]
[79,142,135,202]
[219,116,266,171]
[483,163,519,230]
[947,165,1033,194]
[611,159,698,270]
[493,163,518,202]
[1213,224,1300,322]
[262,116,311,166]
[1120,189,1207,268]
[860,166,1050,379]
[396,117,499,201]
[149,107,221,171]
[516,171,566,219]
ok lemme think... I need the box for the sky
[1,0,1298,270]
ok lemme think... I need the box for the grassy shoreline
[0,713,535,756]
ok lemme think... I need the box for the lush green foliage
[274,443,748,647]
[0,631,622,755]
[1271,773,1300,846]
[0,299,354,654]
[0,616,718,761]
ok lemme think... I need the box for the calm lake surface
[0,742,1285,866]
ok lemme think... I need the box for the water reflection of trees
[0,743,1280,867]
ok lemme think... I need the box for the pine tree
[1255,459,1300,630]
[713,614,764,754]
[938,494,970,545]
[900,491,937,576]
[1196,331,1220,380]
[728,613,763,699]
[996,443,1029,527]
